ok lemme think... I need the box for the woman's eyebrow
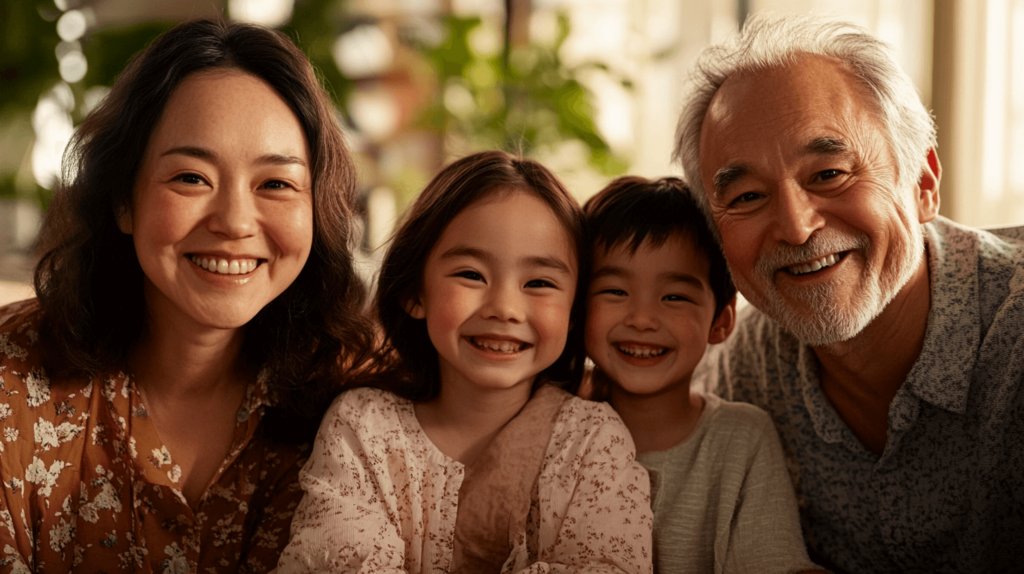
[159,146,306,167]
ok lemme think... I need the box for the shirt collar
[903,217,980,414]
[236,367,275,423]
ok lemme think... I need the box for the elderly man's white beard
[732,216,925,347]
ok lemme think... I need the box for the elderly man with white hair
[681,13,1024,574]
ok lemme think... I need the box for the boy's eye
[525,279,555,289]
[598,288,627,297]
[455,270,484,281]
[663,294,691,303]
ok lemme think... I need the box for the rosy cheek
[265,202,314,255]
[534,297,574,339]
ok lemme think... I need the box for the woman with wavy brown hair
[0,18,372,573]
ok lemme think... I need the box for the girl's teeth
[190,255,259,275]
[473,338,523,353]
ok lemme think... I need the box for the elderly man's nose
[772,183,825,245]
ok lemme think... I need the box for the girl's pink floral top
[276,387,653,573]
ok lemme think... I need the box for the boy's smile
[586,234,732,397]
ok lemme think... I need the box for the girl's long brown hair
[367,150,589,401]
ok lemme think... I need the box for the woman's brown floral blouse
[0,300,311,573]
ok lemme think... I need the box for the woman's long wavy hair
[368,150,589,402]
[34,18,373,442]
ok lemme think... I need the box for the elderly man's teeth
[189,255,259,275]
[617,344,667,358]
[472,338,525,353]
[789,253,841,276]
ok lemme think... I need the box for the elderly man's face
[698,56,936,346]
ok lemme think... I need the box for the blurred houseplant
[0,0,625,214]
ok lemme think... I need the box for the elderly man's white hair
[673,12,938,219]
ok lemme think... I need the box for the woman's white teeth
[789,253,841,276]
[617,344,667,358]
[189,255,259,275]
[472,337,524,353]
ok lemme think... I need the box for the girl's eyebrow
[439,246,572,274]
[523,255,572,275]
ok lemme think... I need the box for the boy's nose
[624,300,659,331]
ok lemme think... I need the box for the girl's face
[127,69,314,334]
[408,189,577,396]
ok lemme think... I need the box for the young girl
[276,150,652,573]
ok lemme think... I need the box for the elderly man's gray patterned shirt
[697,216,1024,574]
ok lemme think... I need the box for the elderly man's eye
[816,169,843,181]
[731,191,763,206]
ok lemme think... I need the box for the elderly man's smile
[785,252,844,276]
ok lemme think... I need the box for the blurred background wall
[2,0,1023,305]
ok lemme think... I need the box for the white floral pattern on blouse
[276,387,653,574]
[0,299,310,574]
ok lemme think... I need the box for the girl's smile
[408,190,577,396]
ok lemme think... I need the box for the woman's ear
[707,296,737,344]
[403,296,426,319]
[116,204,133,234]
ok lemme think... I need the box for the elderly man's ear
[914,147,941,224]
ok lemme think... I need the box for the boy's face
[585,234,733,397]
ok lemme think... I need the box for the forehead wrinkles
[700,58,889,185]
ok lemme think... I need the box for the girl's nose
[482,282,526,323]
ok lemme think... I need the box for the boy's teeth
[472,337,524,353]
[189,255,259,275]
[617,344,667,358]
[788,253,841,276]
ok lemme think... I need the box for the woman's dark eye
[263,180,291,190]
[176,173,204,185]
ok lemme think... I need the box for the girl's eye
[455,270,484,282]
[525,279,555,289]
[175,173,206,185]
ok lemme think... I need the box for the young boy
[583,176,821,573]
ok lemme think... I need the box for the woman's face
[126,69,313,333]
